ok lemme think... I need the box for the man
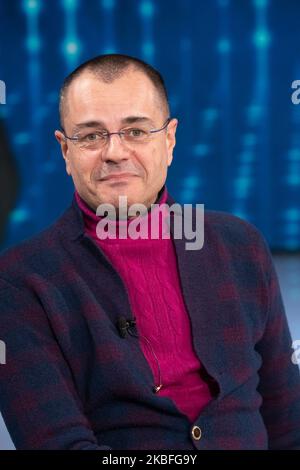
[0,54,300,450]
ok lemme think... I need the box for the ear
[166,118,178,166]
[55,130,72,176]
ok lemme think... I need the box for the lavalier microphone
[116,316,163,393]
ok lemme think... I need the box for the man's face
[55,69,178,212]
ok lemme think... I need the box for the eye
[84,133,105,142]
[127,128,147,138]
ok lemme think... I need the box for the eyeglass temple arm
[60,129,80,141]
[149,117,172,134]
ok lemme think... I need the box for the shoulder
[204,209,263,244]
[203,209,273,274]
[168,194,264,247]
[0,204,75,285]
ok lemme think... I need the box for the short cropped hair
[59,53,170,127]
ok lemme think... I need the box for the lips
[101,173,137,181]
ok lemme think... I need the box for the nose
[101,132,130,163]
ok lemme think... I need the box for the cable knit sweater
[75,186,213,422]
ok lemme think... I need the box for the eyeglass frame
[60,117,173,148]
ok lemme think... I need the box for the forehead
[65,69,163,126]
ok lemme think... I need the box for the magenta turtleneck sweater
[75,186,213,422]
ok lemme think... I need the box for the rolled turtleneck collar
[74,184,170,243]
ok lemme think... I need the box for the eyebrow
[71,116,156,133]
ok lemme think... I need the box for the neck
[75,184,169,242]
[77,185,166,219]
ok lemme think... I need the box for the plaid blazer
[0,188,300,450]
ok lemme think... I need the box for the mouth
[100,173,138,181]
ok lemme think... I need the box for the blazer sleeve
[0,277,111,450]
[253,233,300,450]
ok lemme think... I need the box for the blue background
[0,0,300,450]
[0,0,300,251]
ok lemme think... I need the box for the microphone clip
[117,316,136,338]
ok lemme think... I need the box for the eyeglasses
[61,117,172,151]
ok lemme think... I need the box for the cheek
[69,155,95,184]
[149,143,169,173]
